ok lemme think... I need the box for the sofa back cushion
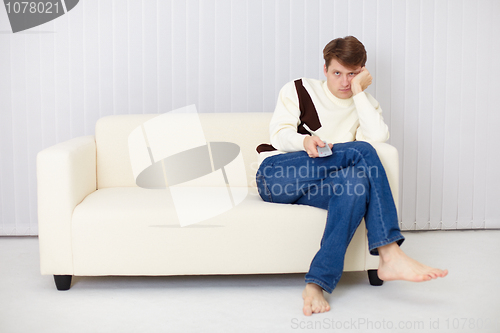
[95,112,273,189]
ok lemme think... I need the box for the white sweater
[268,78,389,153]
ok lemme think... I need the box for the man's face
[324,58,362,99]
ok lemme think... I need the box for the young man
[256,36,448,316]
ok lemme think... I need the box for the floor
[1,230,499,333]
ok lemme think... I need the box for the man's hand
[303,136,333,158]
[351,67,372,96]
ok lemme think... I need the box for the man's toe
[303,298,313,316]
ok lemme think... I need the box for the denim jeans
[255,141,404,293]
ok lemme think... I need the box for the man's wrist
[351,84,362,96]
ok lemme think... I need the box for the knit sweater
[257,78,389,161]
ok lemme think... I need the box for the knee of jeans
[352,141,376,154]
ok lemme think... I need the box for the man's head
[323,36,367,99]
[323,36,367,70]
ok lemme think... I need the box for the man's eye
[349,73,355,76]
[334,72,340,75]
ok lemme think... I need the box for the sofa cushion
[71,187,368,275]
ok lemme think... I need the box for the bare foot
[302,283,330,316]
[377,242,448,282]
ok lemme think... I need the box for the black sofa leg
[368,269,383,286]
[54,275,72,291]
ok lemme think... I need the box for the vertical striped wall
[0,0,499,235]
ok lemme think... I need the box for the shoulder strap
[294,79,322,135]
[255,79,322,154]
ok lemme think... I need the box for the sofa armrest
[37,135,97,275]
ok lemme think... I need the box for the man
[255,36,448,316]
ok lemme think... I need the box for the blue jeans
[255,141,404,293]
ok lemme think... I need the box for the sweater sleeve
[353,92,390,142]
[269,81,308,152]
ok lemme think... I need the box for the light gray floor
[1,230,499,333]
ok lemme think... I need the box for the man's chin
[337,90,353,99]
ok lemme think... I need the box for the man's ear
[323,64,327,76]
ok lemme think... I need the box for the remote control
[317,141,332,157]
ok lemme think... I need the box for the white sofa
[37,112,399,290]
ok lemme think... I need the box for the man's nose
[342,75,350,86]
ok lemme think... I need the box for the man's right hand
[303,136,333,158]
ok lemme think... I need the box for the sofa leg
[54,275,72,291]
[367,269,383,286]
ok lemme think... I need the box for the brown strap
[256,143,277,154]
[256,79,322,154]
[295,79,322,134]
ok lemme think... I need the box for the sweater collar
[322,81,354,107]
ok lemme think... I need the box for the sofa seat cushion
[71,187,368,275]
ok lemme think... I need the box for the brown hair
[323,36,367,69]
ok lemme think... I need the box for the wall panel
[485,0,500,228]
[0,0,499,234]
[442,0,463,228]
[415,0,434,230]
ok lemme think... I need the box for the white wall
[0,0,499,235]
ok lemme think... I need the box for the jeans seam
[257,174,273,203]
[272,150,347,166]
[346,146,389,241]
